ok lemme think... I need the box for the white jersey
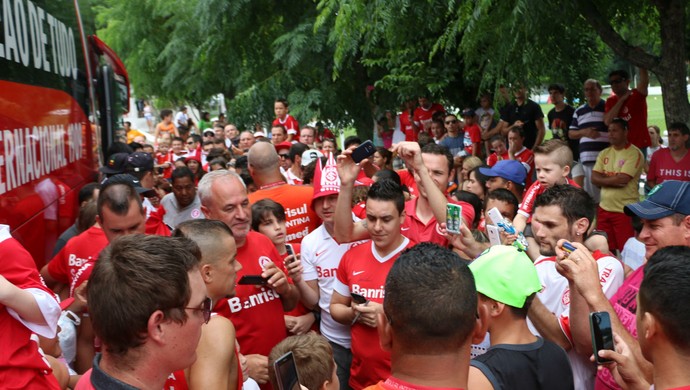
[301,224,365,348]
[530,252,624,390]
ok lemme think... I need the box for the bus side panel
[0,80,95,268]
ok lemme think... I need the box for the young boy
[251,199,316,336]
[273,99,299,142]
[268,333,339,390]
[155,141,173,179]
[462,109,482,157]
[487,135,509,166]
[153,109,179,142]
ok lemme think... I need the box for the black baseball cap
[126,152,154,173]
[100,153,129,174]
[102,174,156,198]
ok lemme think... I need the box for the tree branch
[574,0,661,71]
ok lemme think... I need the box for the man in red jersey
[647,122,690,187]
[412,96,445,135]
[198,169,299,387]
[330,179,415,389]
[604,68,649,151]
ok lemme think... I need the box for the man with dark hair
[335,142,474,249]
[604,68,649,150]
[440,113,464,157]
[599,246,690,389]
[77,234,207,389]
[490,83,545,150]
[468,245,573,389]
[592,118,644,253]
[529,185,624,389]
[555,180,690,389]
[547,83,577,159]
[283,142,309,185]
[170,220,242,389]
[330,179,414,389]
[52,182,100,255]
[161,167,204,228]
[271,125,288,145]
[364,243,484,390]
[647,122,690,187]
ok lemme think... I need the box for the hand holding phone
[351,292,369,325]
[351,140,376,163]
[590,311,615,364]
[273,351,301,390]
[238,275,269,285]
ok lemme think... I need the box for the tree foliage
[95,0,689,136]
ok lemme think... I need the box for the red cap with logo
[312,152,340,205]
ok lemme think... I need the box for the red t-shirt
[273,115,299,136]
[518,178,579,221]
[401,198,474,247]
[352,201,367,220]
[249,184,320,244]
[365,376,464,390]
[214,231,289,357]
[0,230,61,390]
[156,152,174,179]
[334,238,415,389]
[514,147,535,187]
[47,225,108,285]
[396,169,418,199]
[413,103,445,132]
[647,148,690,184]
[463,124,482,155]
[605,89,649,149]
[399,113,417,142]
[487,151,509,167]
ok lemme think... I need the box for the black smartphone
[273,351,301,390]
[237,275,269,285]
[589,311,615,364]
[284,244,295,265]
[350,292,368,305]
[351,140,376,163]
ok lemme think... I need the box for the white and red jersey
[518,178,579,220]
[273,115,299,135]
[214,231,289,357]
[301,225,367,348]
[156,151,174,179]
[283,167,303,186]
[413,103,445,131]
[333,238,414,390]
[47,225,108,285]
[514,147,535,187]
[531,251,624,390]
[0,225,61,390]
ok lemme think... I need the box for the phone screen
[590,311,614,364]
[286,244,294,256]
[351,292,368,305]
[274,351,301,390]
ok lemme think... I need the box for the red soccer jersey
[399,113,417,142]
[333,238,415,389]
[47,225,108,285]
[464,124,482,155]
[249,184,320,243]
[156,152,173,179]
[605,89,649,149]
[273,115,300,136]
[647,148,690,184]
[396,169,418,199]
[518,178,579,220]
[514,147,535,187]
[214,231,289,358]
[0,228,61,390]
[401,198,474,247]
[487,151,510,167]
[413,103,445,132]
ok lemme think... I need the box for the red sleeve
[647,153,658,183]
[47,248,70,284]
[488,154,497,167]
[336,251,351,287]
[1,238,53,294]
[518,181,542,216]
[604,96,616,112]
[469,125,482,143]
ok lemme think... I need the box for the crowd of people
[3,68,690,390]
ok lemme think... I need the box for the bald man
[247,143,319,244]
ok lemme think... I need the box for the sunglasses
[609,78,626,84]
[445,119,458,124]
[185,297,212,324]
[279,154,290,159]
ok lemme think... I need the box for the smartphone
[486,207,504,226]
[486,225,501,246]
[284,244,295,265]
[350,292,368,305]
[446,203,463,234]
[237,275,269,285]
[589,311,615,364]
[273,351,301,390]
[351,140,376,163]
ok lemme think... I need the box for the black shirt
[500,99,545,149]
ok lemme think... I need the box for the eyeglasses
[279,154,290,159]
[609,78,626,84]
[185,297,212,324]
[445,119,458,124]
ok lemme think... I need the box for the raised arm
[334,148,371,243]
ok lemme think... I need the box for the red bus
[0,0,129,268]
